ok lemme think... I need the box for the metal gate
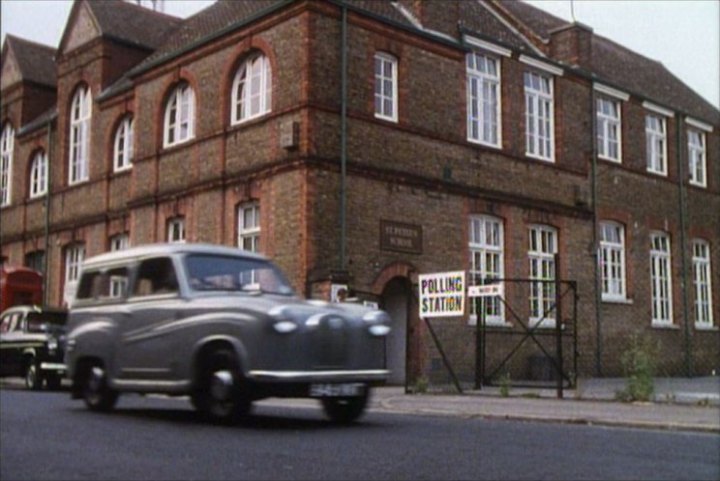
[421,255,578,398]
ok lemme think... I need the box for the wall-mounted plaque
[380,220,423,254]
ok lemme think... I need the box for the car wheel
[192,348,251,424]
[82,365,119,412]
[321,388,370,424]
[24,359,43,390]
[46,373,63,390]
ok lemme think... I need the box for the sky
[1,0,718,109]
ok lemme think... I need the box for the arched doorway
[381,277,411,385]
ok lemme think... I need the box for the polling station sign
[419,271,466,318]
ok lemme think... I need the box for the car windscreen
[184,254,295,296]
[27,311,68,332]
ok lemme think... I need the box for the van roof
[81,243,267,270]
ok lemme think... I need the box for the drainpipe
[677,116,692,377]
[339,0,348,272]
[590,87,602,376]
[43,120,53,307]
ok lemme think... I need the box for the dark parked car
[0,305,68,390]
[66,243,391,424]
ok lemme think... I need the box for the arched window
[69,86,92,185]
[114,116,134,172]
[163,83,195,147]
[0,123,14,206]
[29,150,48,198]
[231,53,271,124]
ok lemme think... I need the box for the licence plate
[309,383,364,397]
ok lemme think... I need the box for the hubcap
[210,370,234,402]
[86,366,105,402]
[26,365,36,388]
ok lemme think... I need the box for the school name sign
[419,271,466,318]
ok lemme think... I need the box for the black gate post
[555,254,563,399]
[474,296,488,390]
[475,296,482,389]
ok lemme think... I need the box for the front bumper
[39,362,67,372]
[248,369,389,383]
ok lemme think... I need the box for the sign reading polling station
[418,271,465,318]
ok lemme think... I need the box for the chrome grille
[313,316,348,368]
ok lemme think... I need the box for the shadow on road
[66,402,386,432]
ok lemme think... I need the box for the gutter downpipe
[677,116,692,377]
[43,121,53,307]
[590,86,602,376]
[339,0,348,271]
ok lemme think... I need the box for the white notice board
[418,271,465,318]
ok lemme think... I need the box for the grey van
[65,243,391,424]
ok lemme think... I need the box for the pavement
[353,376,720,434]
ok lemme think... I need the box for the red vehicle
[0,266,43,312]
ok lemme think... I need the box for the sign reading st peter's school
[380,220,423,254]
[418,271,465,318]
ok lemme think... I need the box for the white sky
[1,0,718,109]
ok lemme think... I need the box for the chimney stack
[549,22,593,69]
[396,0,460,37]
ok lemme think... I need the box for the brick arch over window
[371,261,417,296]
[156,72,200,149]
[221,38,278,126]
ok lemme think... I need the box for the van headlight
[363,310,391,337]
[269,306,298,334]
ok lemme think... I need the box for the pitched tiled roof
[591,36,720,124]
[5,35,57,88]
[458,0,537,51]
[17,107,57,137]
[490,0,719,123]
[130,0,285,76]
[347,1,416,28]
[86,0,182,51]
[493,0,567,41]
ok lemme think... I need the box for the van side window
[133,258,179,296]
[109,267,129,298]
[76,271,104,300]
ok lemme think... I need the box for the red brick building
[1,0,718,383]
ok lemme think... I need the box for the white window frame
[110,233,130,252]
[114,116,134,172]
[645,114,667,176]
[524,71,554,162]
[69,86,91,185]
[29,150,48,198]
[650,232,673,326]
[109,234,130,297]
[468,215,504,325]
[374,52,398,122]
[238,202,260,253]
[231,54,272,124]
[529,225,558,328]
[1,124,15,206]
[692,240,714,328]
[467,52,501,148]
[599,221,626,301]
[65,244,85,284]
[688,129,706,188]
[167,217,186,243]
[597,97,622,162]
[163,83,195,148]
